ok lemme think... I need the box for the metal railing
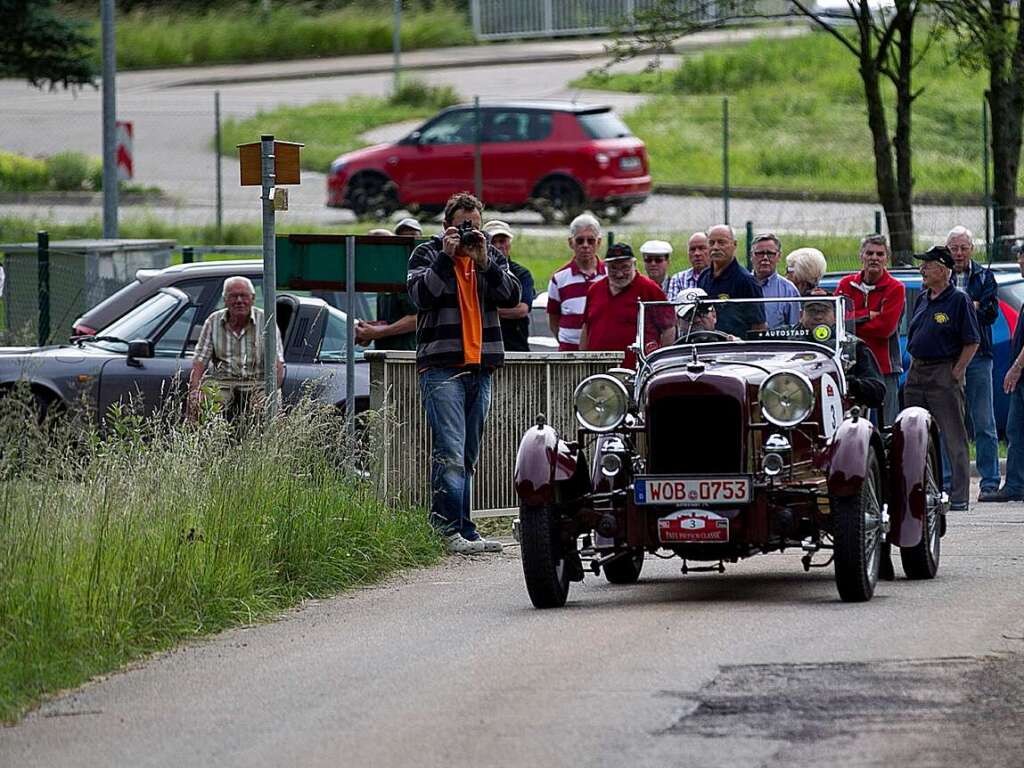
[367,350,622,517]
[470,0,717,40]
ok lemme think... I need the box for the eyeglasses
[752,249,778,258]
[574,236,598,245]
[643,255,667,263]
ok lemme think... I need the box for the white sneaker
[446,533,486,554]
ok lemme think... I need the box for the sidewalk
[144,25,807,89]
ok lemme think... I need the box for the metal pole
[392,0,402,95]
[101,0,118,239]
[37,231,49,346]
[722,96,730,225]
[474,96,483,201]
[345,235,356,439]
[215,91,223,240]
[874,210,882,235]
[745,220,753,272]
[261,135,278,420]
[983,94,992,260]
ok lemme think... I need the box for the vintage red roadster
[513,295,946,608]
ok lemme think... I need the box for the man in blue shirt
[905,245,980,512]
[751,232,799,328]
[697,224,766,338]
[947,226,1001,501]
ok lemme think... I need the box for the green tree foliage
[0,0,96,89]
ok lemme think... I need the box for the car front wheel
[519,503,571,608]
[831,451,883,602]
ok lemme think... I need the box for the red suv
[326,101,650,224]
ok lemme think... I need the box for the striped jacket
[407,234,521,369]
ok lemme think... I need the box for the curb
[0,191,176,207]
[652,184,989,207]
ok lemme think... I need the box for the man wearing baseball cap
[483,220,535,352]
[580,243,674,368]
[905,244,980,512]
[640,240,673,294]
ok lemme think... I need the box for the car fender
[827,414,884,498]
[886,405,939,548]
[514,423,586,507]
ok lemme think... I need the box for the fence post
[874,210,882,235]
[37,231,50,346]
[473,95,483,201]
[183,246,194,264]
[722,96,730,225]
[983,94,992,261]
[214,91,223,241]
[745,220,753,271]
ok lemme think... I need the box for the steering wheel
[674,329,732,345]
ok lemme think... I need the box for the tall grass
[91,4,473,70]
[576,30,991,197]
[219,82,460,172]
[0,391,441,721]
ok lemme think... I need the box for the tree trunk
[890,2,916,265]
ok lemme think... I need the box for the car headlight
[574,374,629,432]
[329,158,347,175]
[758,371,815,428]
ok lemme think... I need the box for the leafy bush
[389,79,459,110]
[0,153,48,192]
[44,151,96,191]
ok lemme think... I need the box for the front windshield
[90,291,183,351]
[639,295,856,361]
[317,306,367,361]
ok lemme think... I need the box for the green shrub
[0,152,48,192]
[389,79,460,110]
[44,151,93,191]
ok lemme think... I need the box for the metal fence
[470,0,718,40]
[367,350,622,517]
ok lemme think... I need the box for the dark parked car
[72,259,374,339]
[5,288,368,420]
[513,296,945,608]
[326,101,651,224]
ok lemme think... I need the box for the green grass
[0,394,441,722]
[220,82,459,172]
[86,4,473,70]
[575,30,991,197]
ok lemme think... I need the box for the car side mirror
[126,339,154,368]
[406,130,423,144]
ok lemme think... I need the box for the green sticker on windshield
[813,324,832,342]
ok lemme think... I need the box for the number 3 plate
[634,475,751,505]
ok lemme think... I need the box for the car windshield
[576,110,632,139]
[317,306,367,361]
[89,291,185,352]
[637,295,857,362]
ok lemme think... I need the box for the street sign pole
[101,0,118,238]
[261,134,278,420]
[345,235,356,439]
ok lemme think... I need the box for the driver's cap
[675,287,710,318]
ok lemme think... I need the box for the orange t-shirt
[453,255,482,365]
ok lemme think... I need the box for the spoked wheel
[519,504,571,608]
[347,173,398,221]
[603,550,644,584]
[901,445,942,579]
[534,177,585,226]
[831,452,883,602]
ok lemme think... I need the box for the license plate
[634,476,751,505]
[658,510,729,543]
[619,155,642,170]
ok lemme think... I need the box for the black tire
[603,551,644,584]
[534,177,585,226]
[604,204,634,223]
[519,503,571,608]
[347,172,397,220]
[900,444,942,579]
[831,452,883,602]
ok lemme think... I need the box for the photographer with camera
[408,192,521,554]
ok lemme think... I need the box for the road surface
[2,480,1023,767]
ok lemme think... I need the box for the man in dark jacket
[948,226,1001,501]
[407,192,521,554]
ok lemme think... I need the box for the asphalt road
[3,479,1023,768]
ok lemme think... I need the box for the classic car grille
[647,395,743,474]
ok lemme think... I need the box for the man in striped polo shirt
[408,192,521,555]
[547,212,606,350]
[188,276,284,422]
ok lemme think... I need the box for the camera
[457,220,484,248]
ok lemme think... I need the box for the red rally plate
[634,475,751,505]
[658,510,730,544]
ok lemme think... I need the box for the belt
[912,357,954,366]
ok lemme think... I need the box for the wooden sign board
[275,233,419,292]
[238,140,304,186]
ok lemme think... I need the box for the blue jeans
[419,367,492,540]
[1004,380,1024,495]
[941,357,1001,492]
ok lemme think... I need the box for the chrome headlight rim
[573,374,629,433]
[758,370,815,428]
